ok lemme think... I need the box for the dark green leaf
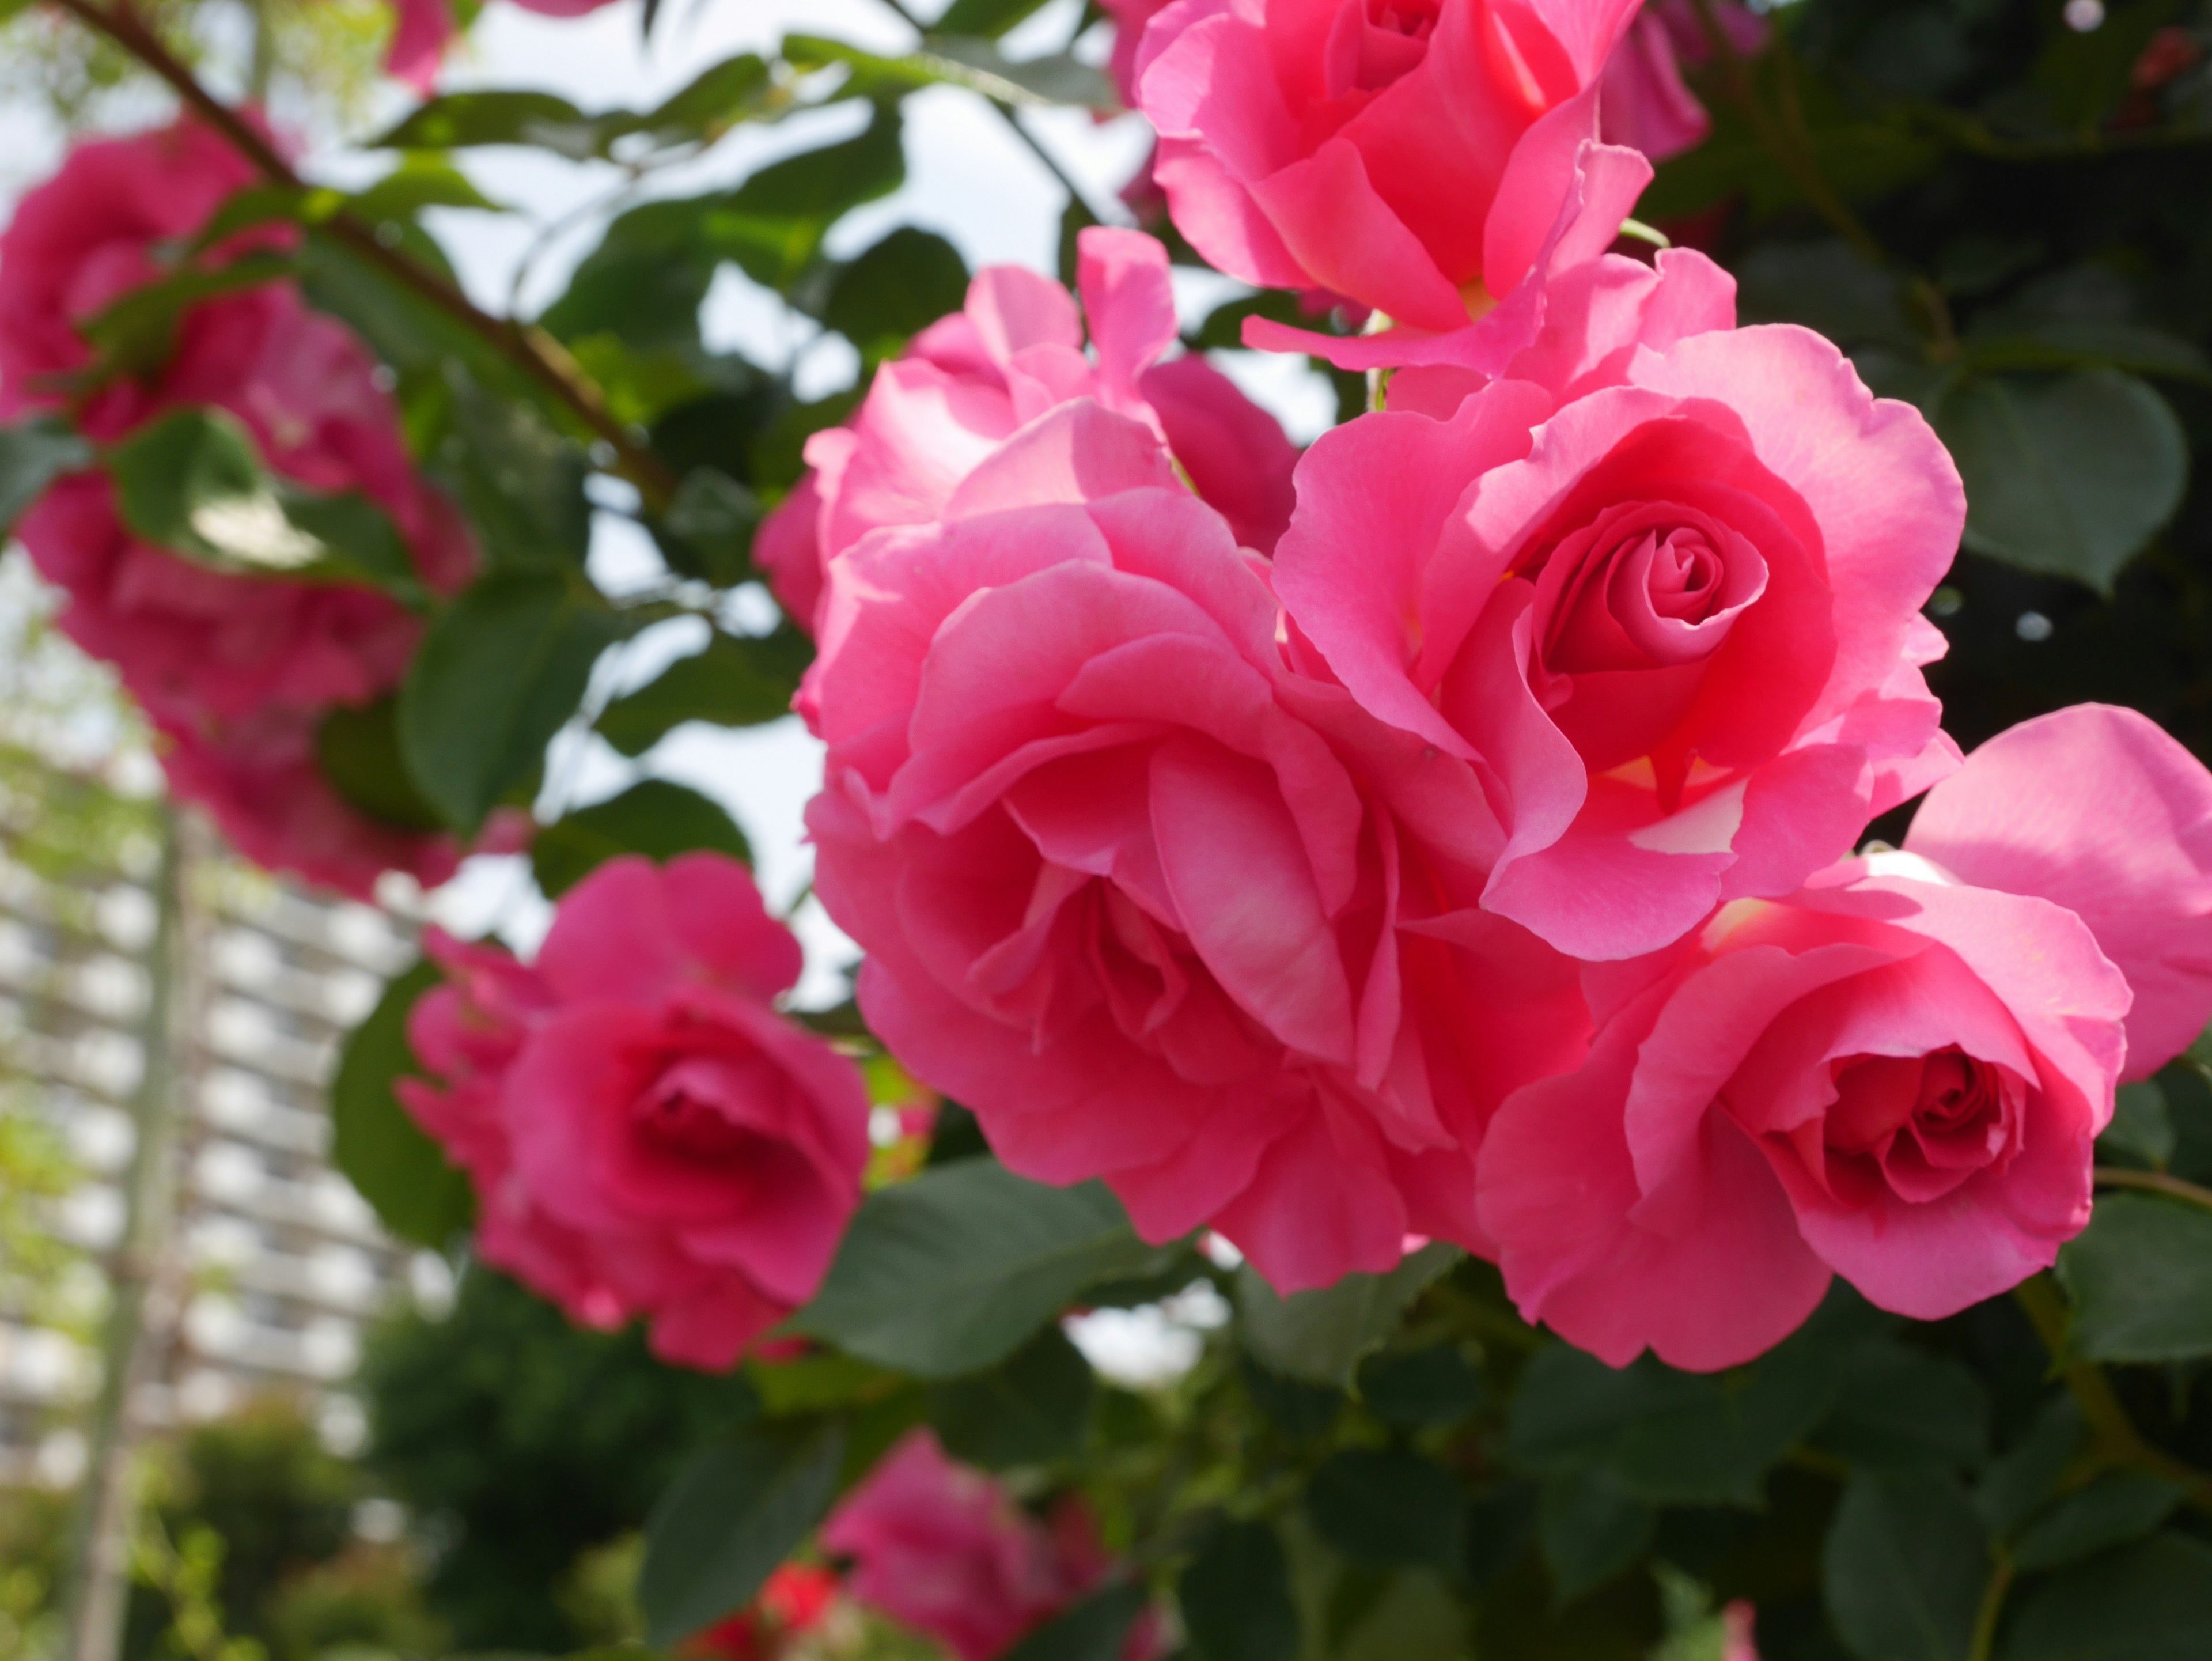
[823,227,971,360]
[2099,1080,2176,1170]
[794,1160,1171,1379]
[596,629,809,757]
[637,1420,846,1647]
[1306,1449,1467,1573]
[330,959,475,1250]
[398,572,627,833]
[1961,321,2212,384]
[531,779,751,899]
[2001,1533,2212,1661]
[445,378,593,572]
[1537,1469,1653,1602]
[1464,1485,1538,1590]
[1237,1243,1462,1387]
[1934,370,2188,595]
[926,1325,1095,1470]
[349,157,509,220]
[0,415,92,536]
[1977,1397,2087,1541]
[539,197,723,351]
[623,54,782,150]
[2008,1472,2182,1573]
[1809,1343,1991,1473]
[106,408,425,600]
[785,35,1117,112]
[1002,1582,1149,1661]
[1356,1345,1486,1428]
[1240,1357,1342,1441]
[1823,1473,1990,1661]
[316,698,447,834]
[2056,1193,2212,1363]
[658,468,763,588]
[934,0,1059,38]
[709,108,908,292]
[1181,1521,1300,1661]
[1735,237,1919,351]
[375,90,603,157]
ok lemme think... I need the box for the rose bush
[397,853,871,1369]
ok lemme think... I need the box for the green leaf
[934,0,1059,38]
[2056,1193,2212,1362]
[316,698,447,834]
[658,468,763,588]
[926,1324,1095,1470]
[823,227,971,361]
[531,779,751,899]
[2008,1471,2182,1573]
[620,53,783,151]
[1306,1449,1467,1573]
[783,35,1118,112]
[398,572,627,833]
[1809,1343,1992,1473]
[637,1420,846,1648]
[2001,1533,2212,1661]
[0,415,92,537]
[1933,369,2188,595]
[2099,1080,2176,1170]
[794,1160,1171,1379]
[375,90,604,157]
[78,251,298,376]
[1002,1582,1149,1661]
[1961,321,2212,385]
[1823,1473,1990,1661]
[595,629,810,758]
[709,108,909,292]
[1977,1397,2088,1541]
[329,959,475,1250]
[1237,1243,1462,1387]
[1355,1345,1486,1429]
[106,408,426,600]
[445,377,593,572]
[1180,1521,1300,1661]
[1536,1469,1654,1602]
[348,157,509,220]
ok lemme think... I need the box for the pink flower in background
[399,854,872,1371]
[1104,0,1177,105]
[755,229,1299,633]
[1131,0,1646,335]
[1476,702,2212,1369]
[0,116,478,899]
[823,1431,1154,1661]
[1904,704,2212,1081]
[805,415,1587,1290]
[1599,0,1767,163]
[383,0,626,90]
[1272,315,1965,962]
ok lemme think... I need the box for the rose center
[634,1059,774,1163]
[1327,0,1440,94]
[1368,0,1439,41]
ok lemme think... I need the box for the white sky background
[0,0,1339,1008]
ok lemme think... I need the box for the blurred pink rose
[822,1431,1156,1661]
[0,118,479,898]
[1103,0,1177,105]
[1272,298,1965,962]
[1131,0,1647,336]
[756,229,1299,633]
[804,410,1586,1290]
[1474,701,2212,1368]
[1480,853,2130,1369]
[383,0,624,90]
[1599,0,1767,164]
[398,854,872,1370]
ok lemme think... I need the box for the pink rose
[1130,0,1647,335]
[385,0,457,92]
[1103,0,1178,105]
[397,854,872,1370]
[1475,701,2212,1369]
[1904,703,2212,1083]
[762,229,1299,633]
[1598,0,1766,164]
[804,407,1587,1290]
[822,1431,1155,1661]
[1272,298,1966,961]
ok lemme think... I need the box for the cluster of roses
[775,0,2212,1374]
[0,119,502,898]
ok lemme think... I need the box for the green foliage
[794,1160,1173,1378]
[926,1325,1096,1470]
[594,629,812,757]
[315,697,447,834]
[1238,1243,1463,1387]
[636,1420,844,1646]
[2055,1193,2212,1362]
[1180,1522,1299,1661]
[0,415,93,536]
[360,1267,761,1652]
[329,958,475,1250]
[531,778,753,898]
[1000,1582,1149,1661]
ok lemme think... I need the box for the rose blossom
[1477,702,2212,1370]
[804,406,1587,1289]
[1272,293,1965,962]
[1130,0,1647,340]
[397,853,872,1370]
[754,229,1299,633]
[1,117,479,896]
[821,1431,1155,1661]
[1599,0,1766,164]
